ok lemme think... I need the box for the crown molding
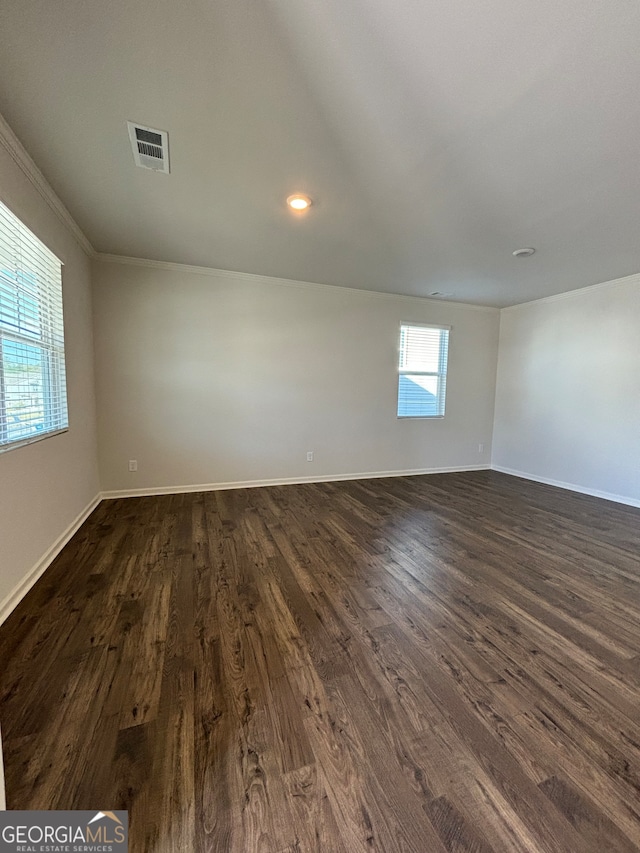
[0,112,95,257]
[95,252,498,313]
[502,271,640,312]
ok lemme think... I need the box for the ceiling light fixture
[512,247,536,257]
[287,194,312,211]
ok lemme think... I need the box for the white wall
[493,275,640,506]
[93,259,500,494]
[0,125,100,618]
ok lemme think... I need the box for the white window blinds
[0,199,68,450]
[397,323,450,418]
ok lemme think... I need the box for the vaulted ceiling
[1,0,639,306]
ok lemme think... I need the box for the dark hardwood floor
[1,471,640,852]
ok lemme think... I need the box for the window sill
[0,427,69,454]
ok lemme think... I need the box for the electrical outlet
[478,443,484,453]
[128,459,138,472]
[306,451,314,462]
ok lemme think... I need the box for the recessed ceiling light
[287,194,312,211]
[512,247,536,257]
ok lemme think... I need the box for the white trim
[101,464,491,500]
[0,493,102,627]
[95,252,498,313]
[400,321,452,331]
[0,112,94,257]
[0,428,69,456]
[491,465,640,509]
[0,726,5,810]
[501,271,640,312]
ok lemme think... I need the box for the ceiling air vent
[127,121,170,173]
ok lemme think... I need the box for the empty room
[0,1,639,851]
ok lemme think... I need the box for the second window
[397,323,449,418]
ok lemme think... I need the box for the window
[0,199,67,450]
[397,323,449,418]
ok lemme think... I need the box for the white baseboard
[101,464,491,500]
[491,465,640,509]
[0,493,102,627]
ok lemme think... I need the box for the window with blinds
[0,199,68,451]
[397,323,450,418]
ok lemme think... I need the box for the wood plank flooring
[1,471,640,851]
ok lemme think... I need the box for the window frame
[0,199,68,453]
[397,322,450,419]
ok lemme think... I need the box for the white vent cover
[127,121,170,173]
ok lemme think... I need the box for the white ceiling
[1,0,639,306]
